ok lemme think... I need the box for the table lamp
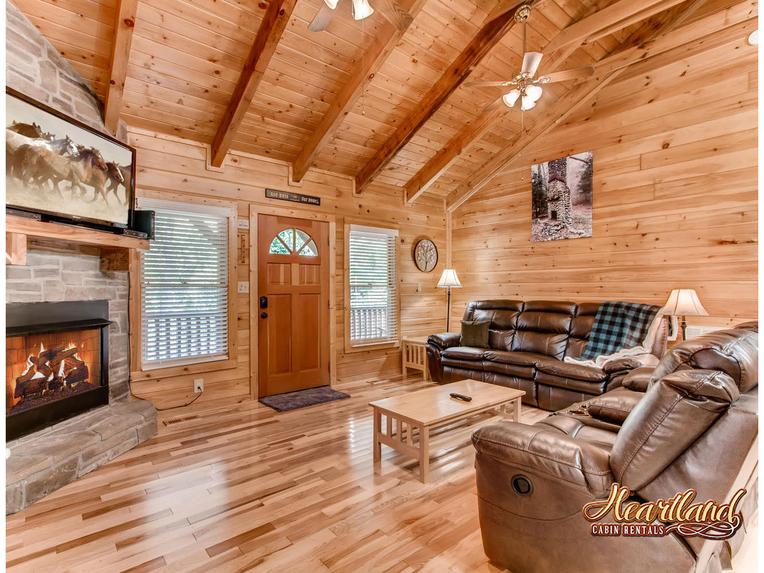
[437,269,462,331]
[662,288,708,340]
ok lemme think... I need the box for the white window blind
[140,205,229,367]
[348,225,399,345]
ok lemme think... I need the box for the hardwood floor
[5,376,757,572]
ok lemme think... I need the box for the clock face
[414,239,438,272]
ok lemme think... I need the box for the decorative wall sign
[6,88,135,228]
[531,151,593,242]
[265,188,320,206]
[413,238,438,272]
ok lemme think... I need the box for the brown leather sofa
[427,300,668,411]
[472,325,758,573]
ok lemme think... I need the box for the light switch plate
[238,281,249,293]
[237,218,250,229]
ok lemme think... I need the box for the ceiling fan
[308,0,375,32]
[466,4,594,111]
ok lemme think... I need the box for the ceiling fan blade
[521,52,543,77]
[465,80,518,88]
[540,65,595,83]
[308,4,334,32]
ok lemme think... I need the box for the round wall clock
[413,239,438,272]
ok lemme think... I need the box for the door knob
[260,312,268,319]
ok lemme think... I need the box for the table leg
[419,424,429,483]
[513,398,521,423]
[401,343,407,379]
[373,408,381,471]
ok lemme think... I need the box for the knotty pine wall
[451,29,757,328]
[126,128,446,408]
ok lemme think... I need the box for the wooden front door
[257,214,330,397]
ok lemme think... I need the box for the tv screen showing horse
[6,89,135,227]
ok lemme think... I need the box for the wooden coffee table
[369,380,524,483]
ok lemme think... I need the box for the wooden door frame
[249,204,337,400]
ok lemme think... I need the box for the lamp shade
[351,0,374,20]
[502,89,520,108]
[437,269,462,288]
[662,289,708,317]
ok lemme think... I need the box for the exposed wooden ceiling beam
[104,0,138,134]
[290,0,428,183]
[445,1,701,212]
[542,0,686,55]
[353,0,533,194]
[209,0,298,168]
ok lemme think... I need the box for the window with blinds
[140,205,230,368]
[347,225,399,346]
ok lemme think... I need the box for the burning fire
[8,340,89,409]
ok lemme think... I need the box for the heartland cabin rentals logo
[582,484,747,540]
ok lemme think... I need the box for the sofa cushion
[537,414,619,449]
[536,360,607,383]
[482,360,534,379]
[461,320,489,348]
[482,350,551,368]
[511,331,569,359]
[442,346,484,360]
[536,371,607,394]
[584,388,644,425]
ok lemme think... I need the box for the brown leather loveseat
[427,300,667,411]
[472,325,758,573]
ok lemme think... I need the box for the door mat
[259,386,350,412]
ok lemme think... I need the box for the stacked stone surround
[5,2,156,513]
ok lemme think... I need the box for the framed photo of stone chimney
[531,151,593,242]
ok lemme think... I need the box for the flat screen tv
[6,88,135,229]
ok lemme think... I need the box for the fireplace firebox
[6,301,111,441]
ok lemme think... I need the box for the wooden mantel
[5,215,149,271]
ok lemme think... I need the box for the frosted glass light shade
[502,89,520,108]
[525,84,543,102]
[520,96,536,111]
[351,0,374,20]
[662,289,709,317]
[437,269,462,288]
[324,0,339,9]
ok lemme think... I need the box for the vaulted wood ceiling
[14,0,758,204]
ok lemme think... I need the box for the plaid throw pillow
[580,302,661,360]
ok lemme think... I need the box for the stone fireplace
[6,301,111,441]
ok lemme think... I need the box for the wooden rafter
[403,0,674,203]
[445,0,703,212]
[353,0,533,194]
[104,0,138,134]
[209,0,298,168]
[290,0,428,183]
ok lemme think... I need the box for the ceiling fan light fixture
[323,0,339,9]
[351,0,374,20]
[520,95,536,111]
[525,84,543,102]
[502,89,521,108]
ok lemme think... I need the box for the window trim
[130,195,238,379]
[343,222,401,354]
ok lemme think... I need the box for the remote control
[450,392,472,402]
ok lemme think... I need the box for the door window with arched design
[268,227,318,257]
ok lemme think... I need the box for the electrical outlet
[237,281,249,293]
[194,379,204,393]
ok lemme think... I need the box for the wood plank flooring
[6,376,545,572]
[5,375,757,572]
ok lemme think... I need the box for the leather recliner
[471,326,758,573]
[427,300,668,411]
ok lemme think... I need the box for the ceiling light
[324,0,339,9]
[520,96,536,111]
[351,0,374,20]
[502,89,521,108]
[748,30,758,46]
[525,84,543,103]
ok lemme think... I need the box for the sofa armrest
[622,366,656,392]
[584,389,643,426]
[472,422,613,497]
[427,332,461,350]
[602,354,659,375]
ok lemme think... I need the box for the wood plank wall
[451,28,758,329]
[127,128,446,408]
